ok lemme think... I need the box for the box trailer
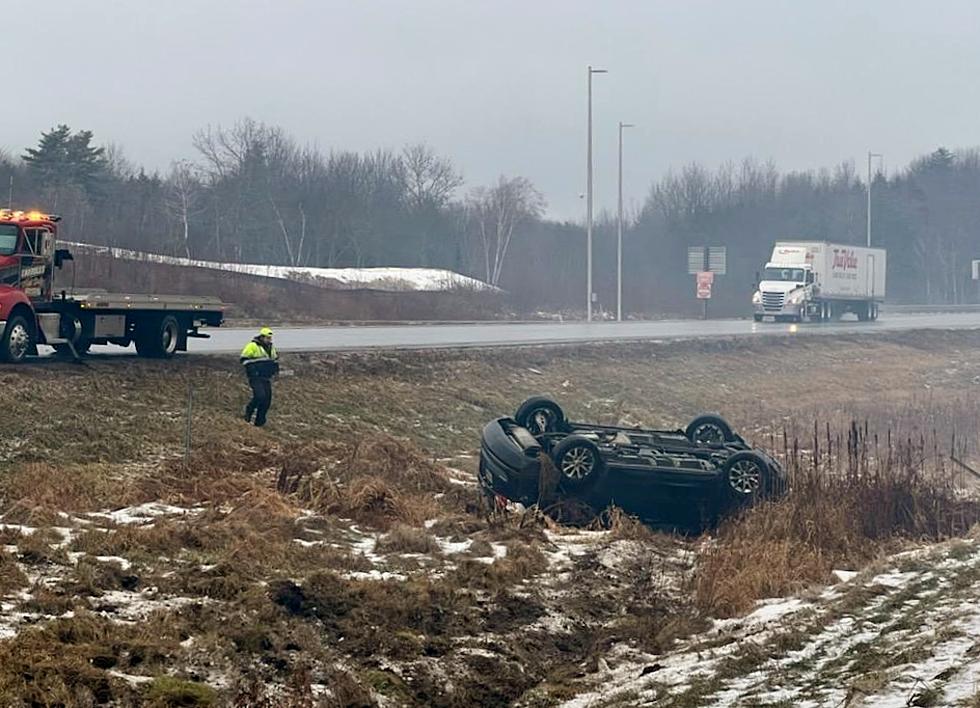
[752,241,886,322]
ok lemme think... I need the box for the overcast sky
[6,0,980,218]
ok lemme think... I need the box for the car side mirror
[54,249,74,269]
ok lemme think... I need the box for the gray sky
[7,0,980,218]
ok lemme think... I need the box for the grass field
[2,329,980,706]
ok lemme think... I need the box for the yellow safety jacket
[240,338,279,378]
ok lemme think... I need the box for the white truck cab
[752,241,886,323]
[752,261,815,321]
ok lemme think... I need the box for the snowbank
[61,241,493,293]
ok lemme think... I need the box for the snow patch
[87,503,199,526]
[64,241,493,292]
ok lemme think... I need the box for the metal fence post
[184,380,193,462]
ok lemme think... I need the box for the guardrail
[886,304,980,313]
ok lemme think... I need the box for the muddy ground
[1,329,980,707]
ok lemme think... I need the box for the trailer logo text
[832,249,858,271]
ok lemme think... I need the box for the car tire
[551,435,605,491]
[723,451,772,499]
[685,414,736,444]
[515,396,568,435]
[0,315,32,364]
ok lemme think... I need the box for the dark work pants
[245,377,273,426]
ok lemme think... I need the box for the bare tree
[163,160,203,258]
[402,143,463,212]
[467,176,545,287]
[103,143,135,181]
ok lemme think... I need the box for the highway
[187,311,980,354]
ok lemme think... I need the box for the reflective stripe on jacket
[241,339,279,378]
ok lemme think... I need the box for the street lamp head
[589,67,608,74]
[620,122,636,129]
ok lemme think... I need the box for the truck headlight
[752,291,762,305]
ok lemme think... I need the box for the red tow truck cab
[0,209,225,363]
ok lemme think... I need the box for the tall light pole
[867,151,882,247]
[586,65,607,321]
[617,121,634,322]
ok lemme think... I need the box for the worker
[240,327,279,427]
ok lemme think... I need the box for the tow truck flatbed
[48,291,226,311]
[0,209,226,362]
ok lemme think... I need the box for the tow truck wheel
[0,316,32,363]
[135,315,180,358]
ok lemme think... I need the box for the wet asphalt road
[183,311,980,354]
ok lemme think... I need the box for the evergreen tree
[23,124,107,196]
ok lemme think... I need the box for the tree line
[2,122,978,313]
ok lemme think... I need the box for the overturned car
[479,397,786,529]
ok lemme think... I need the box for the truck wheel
[0,315,32,363]
[515,396,568,435]
[686,414,736,444]
[753,314,763,322]
[551,435,605,491]
[135,315,180,358]
[723,451,772,500]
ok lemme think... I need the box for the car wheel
[685,414,735,444]
[723,451,772,499]
[551,435,605,491]
[515,396,567,435]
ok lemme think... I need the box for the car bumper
[479,419,541,503]
[754,304,803,318]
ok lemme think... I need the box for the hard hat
[259,327,273,337]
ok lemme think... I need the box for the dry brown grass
[16,529,69,566]
[375,523,442,555]
[272,571,475,660]
[449,541,548,593]
[0,526,24,545]
[695,420,980,618]
[0,610,191,705]
[298,474,451,531]
[2,332,980,705]
[0,548,27,595]
[0,463,148,524]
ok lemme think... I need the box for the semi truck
[0,209,225,363]
[752,241,886,322]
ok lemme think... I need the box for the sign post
[696,271,714,319]
[973,259,980,303]
[688,246,727,319]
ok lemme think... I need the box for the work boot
[244,405,254,423]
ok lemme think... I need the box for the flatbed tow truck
[0,209,225,362]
